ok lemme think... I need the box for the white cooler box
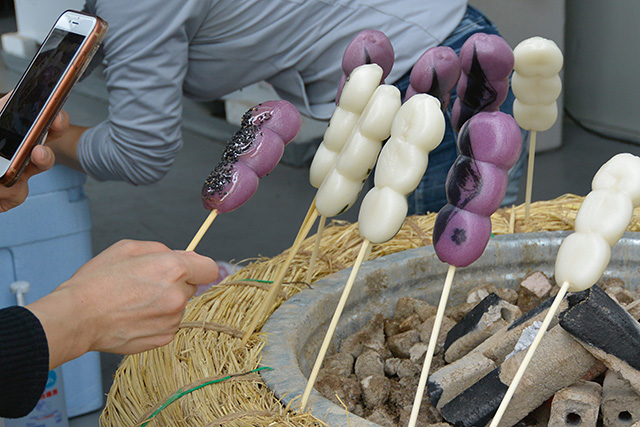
[0,164,102,417]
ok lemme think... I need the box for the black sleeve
[0,306,50,418]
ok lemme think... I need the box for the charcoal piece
[444,293,502,351]
[443,293,521,362]
[440,367,507,427]
[517,271,553,312]
[559,285,640,371]
[439,326,598,427]
[508,297,554,330]
[427,297,564,410]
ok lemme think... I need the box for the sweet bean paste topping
[203,105,272,198]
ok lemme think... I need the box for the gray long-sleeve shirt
[80,0,466,184]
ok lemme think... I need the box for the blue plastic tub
[0,164,103,417]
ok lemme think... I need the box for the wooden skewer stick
[305,214,327,286]
[300,239,373,411]
[488,280,570,427]
[407,264,456,427]
[186,209,218,252]
[524,130,538,224]
[509,205,516,234]
[240,201,320,345]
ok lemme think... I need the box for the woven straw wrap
[100,194,640,426]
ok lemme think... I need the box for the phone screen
[0,29,85,161]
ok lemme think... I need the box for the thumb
[22,145,55,179]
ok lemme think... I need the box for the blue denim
[393,5,529,215]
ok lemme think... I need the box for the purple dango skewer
[186,100,301,253]
[335,29,394,102]
[408,111,522,426]
[434,111,521,266]
[201,100,301,213]
[451,33,514,131]
[405,46,461,110]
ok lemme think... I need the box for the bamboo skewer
[407,264,456,427]
[241,200,320,345]
[509,205,516,233]
[186,210,218,252]
[524,130,537,224]
[488,280,570,427]
[305,214,327,285]
[300,239,373,411]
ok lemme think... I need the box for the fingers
[1,146,55,212]
[176,251,219,286]
[47,109,70,140]
[0,92,10,109]
[92,240,218,286]
[0,180,28,212]
[21,145,55,180]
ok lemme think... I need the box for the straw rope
[100,194,640,426]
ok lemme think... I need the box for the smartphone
[0,10,108,186]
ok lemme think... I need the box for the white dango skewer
[302,83,401,318]
[358,95,445,242]
[300,93,445,411]
[304,29,395,286]
[511,36,564,223]
[241,64,384,346]
[305,64,384,285]
[308,64,384,189]
[490,153,640,427]
[314,84,402,218]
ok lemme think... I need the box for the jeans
[393,5,529,215]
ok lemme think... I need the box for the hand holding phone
[0,94,70,212]
[0,145,54,212]
[0,10,107,187]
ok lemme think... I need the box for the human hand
[0,93,69,212]
[27,240,219,369]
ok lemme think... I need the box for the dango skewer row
[408,111,522,427]
[300,93,445,411]
[241,69,400,345]
[186,100,301,252]
[305,30,394,285]
[489,153,640,427]
[511,36,563,223]
[305,64,386,286]
[313,83,401,218]
[306,38,460,286]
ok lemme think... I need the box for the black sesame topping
[202,105,273,199]
[203,162,233,199]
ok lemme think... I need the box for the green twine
[140,367,273,426]
[240,279,273,284]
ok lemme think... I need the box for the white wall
[564,0,640,143]
[14,0,86,43]
[2,0,86,57]
[470,0,566,151]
